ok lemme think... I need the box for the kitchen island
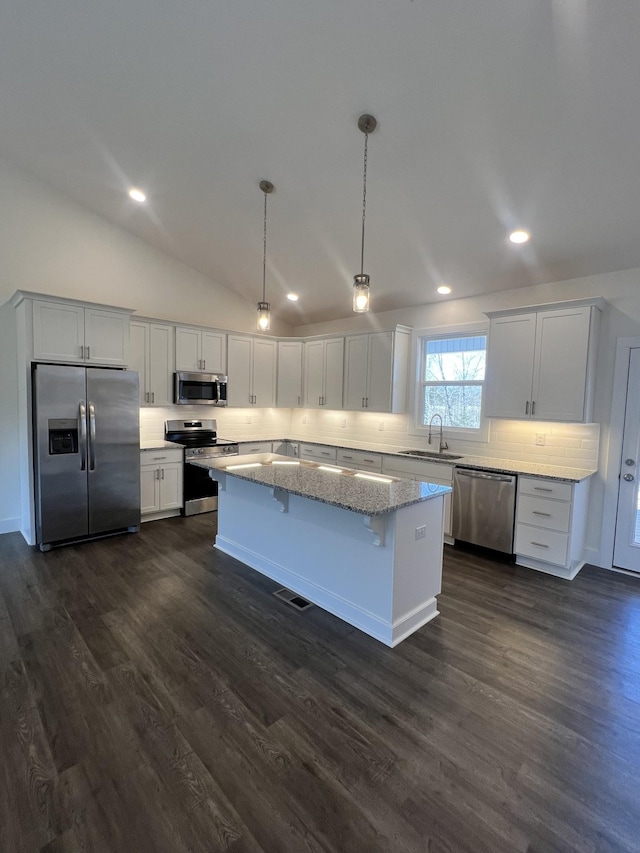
[193,453,451,647]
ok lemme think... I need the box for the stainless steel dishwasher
[453,468,517,553]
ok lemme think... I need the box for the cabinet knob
[625,459,636,466]
[623,473,635,482]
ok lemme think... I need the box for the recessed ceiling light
[286,292,299,302]
[509,230,530,244]
[437,285,452,295]
[128,187,147,203]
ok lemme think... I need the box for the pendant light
[353,114,377,313]
[257,179,274,331]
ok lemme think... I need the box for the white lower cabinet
[140,450,183,521]
[514,475,590,579]
[239,441,273,455]
[382,456,453,540]
[336,449,382,473]
[300,443,338,463]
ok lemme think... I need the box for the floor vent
[273,588,314,611]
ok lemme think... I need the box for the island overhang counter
[193,453,451,647]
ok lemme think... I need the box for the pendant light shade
[353,114,377,314]
[257,180,274,332]
[352,274,370,313]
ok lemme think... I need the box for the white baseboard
[0,517,20,535]
[215,535,438,647]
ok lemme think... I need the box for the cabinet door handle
[145,392,149,403]
[203,360,206,370]
[80,345,85,359]
[534,486,553,492]
[525,401,529,415]
[530,541,549,548]
[161,468,165,480]
[365,397,368,408]
[297,395,300,405]
[155,468,160,480]
[151,392,155,403]
[532,511,551,517]
[343,455,353,459]
[531,400,536,415]
[86,345,91,360]
[319,396,322,406]
[362,397,365,408]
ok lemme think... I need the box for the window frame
[408,322,490,442]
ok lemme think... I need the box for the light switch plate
[536,433,545,446]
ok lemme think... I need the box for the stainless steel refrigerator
[33,363,140,551]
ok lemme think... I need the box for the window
[417,333,487,432]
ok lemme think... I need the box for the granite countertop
[191,453,451,516]
[218,437,596,483]
[140,440,184,452]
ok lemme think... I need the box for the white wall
[0,303,20,533]
[0,157,292,336]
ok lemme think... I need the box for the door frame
[601,335,640,570]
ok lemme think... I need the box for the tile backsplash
[290,410,600,469]
[140,406,599,470]
[139,406,292,442]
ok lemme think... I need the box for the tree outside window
[420,335,486,430]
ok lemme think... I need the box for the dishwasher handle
[455,469,514,483]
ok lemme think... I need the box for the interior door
[614,348,640,572]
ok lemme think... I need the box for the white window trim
[408,321,490,443]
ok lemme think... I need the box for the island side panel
[214,475,398,643]
[390,497,445,646]
[213,474,446,646]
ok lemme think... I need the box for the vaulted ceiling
[3,2,640,324]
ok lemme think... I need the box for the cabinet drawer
[300,443,337,462]
[337,450,382,472]
[515,524,568,566]
[517,494,571,533]
[140,449,183,465]
[241,442,273,455]
[519,476,572,502]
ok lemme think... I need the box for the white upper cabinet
[343,328,410,413]
[227,335,276,407]
[31,298,130,366]
[484,301,601,422]
[175,326,226,373]
[277,341,303,408]
[130,320,175,406]
[303,337,344,409]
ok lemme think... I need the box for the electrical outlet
[378,421,384,431]
[302,415,307,424]
[536,433,545,446]
[340,418,346,428]
[245,415,252,424]
[415,525,426,541]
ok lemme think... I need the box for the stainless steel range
[165,419,238,516]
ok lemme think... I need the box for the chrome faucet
[428,413,449,453]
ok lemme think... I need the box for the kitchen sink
[398,450,463,460]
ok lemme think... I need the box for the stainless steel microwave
[174,372,228,406]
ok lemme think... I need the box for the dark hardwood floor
[1,516,640,852]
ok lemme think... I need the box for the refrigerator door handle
[79,401,87,471]
[88,402,97,471]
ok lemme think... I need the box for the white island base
[213,474,446,647]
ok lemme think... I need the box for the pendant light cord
[360,131,368,276]
[262,190,268,303]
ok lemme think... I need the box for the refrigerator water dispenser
[48,419,78,455]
